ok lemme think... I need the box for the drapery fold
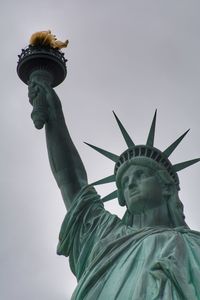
[57,185,200,300]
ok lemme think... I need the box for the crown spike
[163,129,190,157]
[173,158,200,172]
[146,109,157,147]
[113,111,135,148]
[84,142,119,162]
[92,175,115,186]
[102,190,118,202]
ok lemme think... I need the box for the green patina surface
[58,185,200,300]
[28,70,200,300]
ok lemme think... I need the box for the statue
[18,33,200,299]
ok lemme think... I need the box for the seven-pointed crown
[85,111,200,203]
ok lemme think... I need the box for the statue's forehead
[121,163,154,178]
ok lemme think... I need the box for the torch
[17,30,68,129]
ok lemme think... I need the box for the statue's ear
[162,184,172,198]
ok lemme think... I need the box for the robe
[57,185,200,300]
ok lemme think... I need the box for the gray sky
[1,1,200,299]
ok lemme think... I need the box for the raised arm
[28,79,88,210]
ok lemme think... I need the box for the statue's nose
[128,180,137,189]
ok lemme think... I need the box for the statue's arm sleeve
[57,185,118,278]
[28,81,87,209]
[45,107,88,209]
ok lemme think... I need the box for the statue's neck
[122,202,173,229]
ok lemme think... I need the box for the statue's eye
[137,170,151,180]
[136,170,144,178]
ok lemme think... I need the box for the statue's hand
[28,80,62,129]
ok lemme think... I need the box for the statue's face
[121,165,163,213]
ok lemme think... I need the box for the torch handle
[29,70,53,130]
[31,97,49,129]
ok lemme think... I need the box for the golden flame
[29,30,69,49]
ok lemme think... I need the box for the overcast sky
[1,1,200,299]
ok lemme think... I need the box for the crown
[85,110,200,202]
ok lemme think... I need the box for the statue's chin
[126,195,145,214]
[126,195,163,214]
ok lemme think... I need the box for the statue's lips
[129,191,139,197]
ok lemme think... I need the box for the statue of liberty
[28,79,200,299]
[18,31,200,299]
